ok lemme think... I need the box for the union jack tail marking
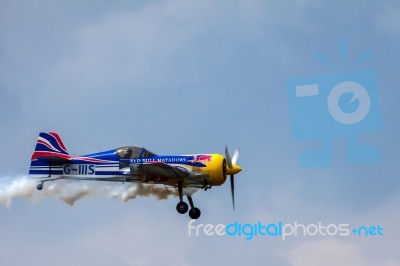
[31,132,71,161]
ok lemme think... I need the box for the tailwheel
[176,202,189,214]
[37,183,43,191]
[189,207,201,219]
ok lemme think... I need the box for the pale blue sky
[0,1,399,265]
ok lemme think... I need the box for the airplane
[29,132,242,219]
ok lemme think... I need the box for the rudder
[29,132,71,176]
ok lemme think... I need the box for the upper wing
[132,161,190,179]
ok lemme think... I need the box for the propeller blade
[226,146,239,210]
[232,148,239,165]
[230,174,235,210]
[225,146,233,169]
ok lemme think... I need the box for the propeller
[230,174,235,210]
[225,146,240,210]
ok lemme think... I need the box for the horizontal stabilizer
[36,156,71,164]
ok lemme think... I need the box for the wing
[132,161,190,180]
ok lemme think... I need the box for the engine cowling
[205,154,227,186]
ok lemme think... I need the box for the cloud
[287,239,367,266]
[280,191,400,266]
[50,0,320,93]
[376,2,400,37]
[0,1,399,266]
[286,238,400,266]
[78,212,192,266]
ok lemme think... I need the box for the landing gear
[36,183,43,190]
[189,208,201,219]
[176,180,188,214]
[35,177,62,191]
[176,180,201,219]
[187,196,201,219]
[176,201,189,214]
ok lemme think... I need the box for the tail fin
[29,132,71,176]
[31,132,70,160]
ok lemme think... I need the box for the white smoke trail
[0,176,38,207]
[0,176,197,207]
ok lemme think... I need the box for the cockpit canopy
[115,146,157,159]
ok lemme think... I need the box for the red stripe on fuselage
[31,151,71,161]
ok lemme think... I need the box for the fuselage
[29,146,232,188]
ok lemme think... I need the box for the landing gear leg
[187,195,201,219]
[176,180,188,214]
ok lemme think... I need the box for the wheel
[37,183,43,191]
[189,207,201,219]
[176,202,189,214]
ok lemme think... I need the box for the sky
[0,0,399,265]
